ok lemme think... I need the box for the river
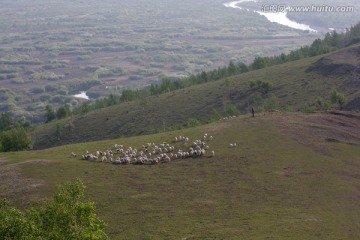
[73,91,90,100]
[224,0,317,32]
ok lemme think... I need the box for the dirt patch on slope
[343,97,360,110]
[0,158,48,207]
[307,45,360,90]
[264,111,360,155]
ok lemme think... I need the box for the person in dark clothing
[251,107,255,118]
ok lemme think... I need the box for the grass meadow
[1,113,359,239]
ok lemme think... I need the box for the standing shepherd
[251,107,255,118]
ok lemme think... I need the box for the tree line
[44,22,360,123]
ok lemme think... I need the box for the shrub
[186,118,201,128]
[31,86,45,94]
[330,89,346,107]
[0,127,31,152]
[0,180,109,239]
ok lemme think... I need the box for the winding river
[224,0,317,32]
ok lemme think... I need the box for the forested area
[43,22,360,120]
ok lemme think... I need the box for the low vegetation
[0,180,108,239]
[30,41,359,149]
[1,112,359,239]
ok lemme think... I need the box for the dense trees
[0,112,13,131]
[0,180,109,239]
[45,105,56,123]
[0,113,32,152]
[0,127,31,152]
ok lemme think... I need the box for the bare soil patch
[264,111,360,156]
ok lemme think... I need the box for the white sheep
[211,150,215,157]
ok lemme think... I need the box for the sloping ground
[268,111,360,155]
[0,158,48,208]
[308,44,360,93]
[32,44,360,149]
[307,45,360,76]
[344,97,360,110]
[1,112,360,239]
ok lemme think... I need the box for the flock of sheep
[71,133,237,166]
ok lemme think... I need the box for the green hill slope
[32,44,360,149]
[1,112,360,239]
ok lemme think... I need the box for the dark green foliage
[0,199,33,240]
[120,90,135,102]
[31,87,45,94]
[186,118,201,128]
[208,109,222,123]
[330,89,346,107]
[56,105,71,120]
[79,102,90,114]
[0,180,109,240]
[45,105,56,123]
[224,105,240,117]
[0,112,13,131]
[45,84,58,92]
[315,97,331,111]
[249,80,273,94]
[264,94,280,111]
[300,104,316,113]
[0,127,31,152]
[56,123,62,140]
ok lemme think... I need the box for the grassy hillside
[31,44,360,149]
[1,112,359,239]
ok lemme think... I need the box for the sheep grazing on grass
[211,150,215,157]
[229,143,237,148]
[70,152,77,158]
[77,133,216,166]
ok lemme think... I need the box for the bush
[186,118,201,128]
[208,109,222,123]
[31,86,45,94]
[330,89,346,107]
[0,127,31,152]
[0,180,109,239]
[225,105,240,117]
[264,94,280,111]
[300,104,316,113]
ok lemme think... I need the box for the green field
[1,112,359,239]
